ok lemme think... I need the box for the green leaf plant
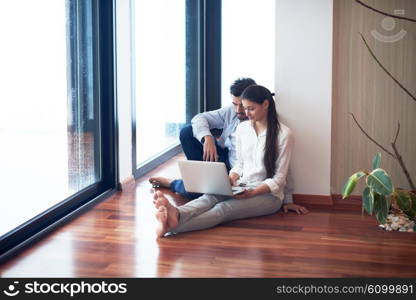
[342,153,416,226]
[345,2,416,230]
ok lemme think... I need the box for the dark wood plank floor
[1,153,416,277]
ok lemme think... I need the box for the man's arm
[191,106,232,161]
[191,106,231,142]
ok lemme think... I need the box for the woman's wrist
[251,184,271,196]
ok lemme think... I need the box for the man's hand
[283,203,309,215]
[203,135,218,162]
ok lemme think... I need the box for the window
[134,0,186,166]
[132,0,200,176]
[0,1,68,235]
[0,0,116,259]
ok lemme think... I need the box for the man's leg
[150,124,204,197]
[179,125,204,161]
[171,124,203,199]
[216,145,231,171]
[165,125,230,199]
[179,124,230,169]
[170,179,203,199]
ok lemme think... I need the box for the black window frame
[0,0,118,263]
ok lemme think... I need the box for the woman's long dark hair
[240,85,280,178]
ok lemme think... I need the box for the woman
[153,85,308,237]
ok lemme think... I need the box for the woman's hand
[229,172,240,186]
[233,189,257,199]
[203,135,218,162]
[234,184,269,199]
[283,203,309,215]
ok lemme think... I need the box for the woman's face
[242,99,269,123]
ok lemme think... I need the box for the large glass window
[221,0,275,105]
[134,0,187,167]
[0,0,115,256]
[132,0,200,175]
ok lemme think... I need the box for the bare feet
[152,190,167,208]
[149,176,174,188]
[155,206,168,237]
[153,191,179,237]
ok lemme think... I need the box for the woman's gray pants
[170,193,282,234]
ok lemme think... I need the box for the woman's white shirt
[229,120,294,202]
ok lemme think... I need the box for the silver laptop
[178,160,247,196]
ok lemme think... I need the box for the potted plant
[341,3,416,231]
[342,152,416,232]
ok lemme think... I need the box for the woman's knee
[227,196,281,220]
[262,196,282,213]
[211,201,231,222]
[192,194,224,208]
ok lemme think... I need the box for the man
[149,78,294,201]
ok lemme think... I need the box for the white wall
[275,0,333,195]
[116,0,133,182]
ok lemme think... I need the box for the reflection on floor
[1,152,416,277]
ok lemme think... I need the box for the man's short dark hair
[230,78,256,97]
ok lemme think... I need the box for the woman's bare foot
[155,206,168,237]
[149,176,174,188]
[153,191,179,230]
[152,190,165,208]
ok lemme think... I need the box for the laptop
[178,160,248,196]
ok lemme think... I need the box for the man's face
[232,96,247,121]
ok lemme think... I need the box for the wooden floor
[1,153,416,277]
